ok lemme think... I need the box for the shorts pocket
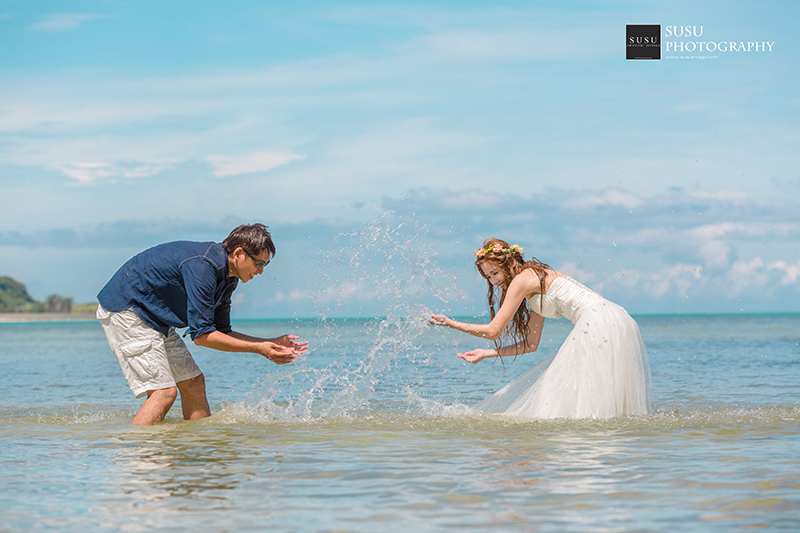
[119,340,155,380]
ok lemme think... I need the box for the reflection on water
[95,426,277,530]
[111,431,251,502]
[3,400,800,532]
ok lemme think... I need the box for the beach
[0,313,96,323]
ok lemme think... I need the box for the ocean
[1,313,799,532]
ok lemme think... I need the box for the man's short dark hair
[222,223,276,258]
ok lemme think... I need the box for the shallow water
[2,313,800,532]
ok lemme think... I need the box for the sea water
[2,217,800,532]
[0,315,800,532]
[1,314,799,532]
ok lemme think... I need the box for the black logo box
[627,25,661,60]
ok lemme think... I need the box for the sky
[1,0,799,318]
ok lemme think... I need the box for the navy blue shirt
[98,241,238,340]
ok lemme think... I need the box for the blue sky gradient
[1,1,798,317]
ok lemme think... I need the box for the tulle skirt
[476,300,651,419]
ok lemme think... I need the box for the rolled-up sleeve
[181,258,220,340]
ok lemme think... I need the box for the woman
[430,238,650,419]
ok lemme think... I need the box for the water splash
[243,211,465,422]
[316,210,463,317]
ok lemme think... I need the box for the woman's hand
[429,314,450,327]
[457,348,493,364]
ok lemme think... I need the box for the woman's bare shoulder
[525,268,567,295]
[542,269,567,290]
[513,267,552,297]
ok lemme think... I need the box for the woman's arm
[500,312,545,355]
[429,269,541,341]
[428,314,499,339]
[457,313,545,363]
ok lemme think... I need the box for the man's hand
[272,334,308,353]
[194,331,308,365]
[256,335,308,364]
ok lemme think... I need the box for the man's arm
[194,330,305,365]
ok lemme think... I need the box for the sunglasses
[245,251,271,269]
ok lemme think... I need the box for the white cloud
[271,288,309,303]
[206,150,305,178]
[59,162,115,184]
[557,261,598,285]
[698,240,731,269]
[768,260,800,286]
[58,161,173,184]
[688,222,800,240]
[562,190,644,210]
[439,190,506,210]
[728,257,769,292]
[29,13,105,32]
[612,268,643,289]
[691,190,769,206]
[314,281,373,307]
[4,185,800,314]
[647,263,704,298]
[231,292,248,309]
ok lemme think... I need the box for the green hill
[0,276,42,312]
[0,276,80,313]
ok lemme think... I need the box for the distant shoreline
[0,313,96,323]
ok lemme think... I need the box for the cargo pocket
[119,340,155,381]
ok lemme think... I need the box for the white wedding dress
[476,276,651,419]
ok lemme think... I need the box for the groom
[96,223,307,425]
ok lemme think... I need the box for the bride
[429,238,650,419]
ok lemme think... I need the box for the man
[96,223,307,425]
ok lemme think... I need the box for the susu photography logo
[627,24,775,60]
[626,25,660,60]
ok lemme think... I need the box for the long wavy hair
[475,238,551,356]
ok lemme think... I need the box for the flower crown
[474,243,522,259]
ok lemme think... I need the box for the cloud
[3,186,800,313]
[768,260,800,286]
[562,190,644,210]
[205,150,305,178]
[271,288,309,303]
[0,218,240,249]
[29,13,105,32]
[697,240,731,269]
[2,6,798,211]
[59,162,115,184]
[647,263,704,298]
[58,161,174,184]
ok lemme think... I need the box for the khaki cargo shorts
[97,304,202,398]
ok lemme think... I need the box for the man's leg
[98,306,180,425]
[132,387,178,425]
[177,374,211,420]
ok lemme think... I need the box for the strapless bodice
[528,276,605,324]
